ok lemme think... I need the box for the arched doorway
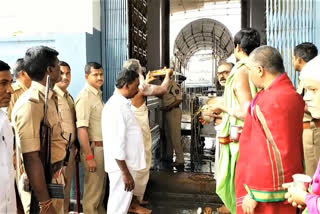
[173,18,234,92]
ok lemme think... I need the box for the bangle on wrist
[86,154,94,160]
[39,199,53,213]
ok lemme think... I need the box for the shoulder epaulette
[28,89,40,103]
[12,83,22,91]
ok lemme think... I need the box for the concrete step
[148,192,222,214]
[149,171,217,195]
[147,170,223,214]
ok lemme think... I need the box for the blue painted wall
[0,32,100,99]
[0,33,55,68]
[55,33,87,98]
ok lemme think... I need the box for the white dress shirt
[0,109,17,213]
[102,90,146,173]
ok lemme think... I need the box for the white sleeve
[102,106,127,160]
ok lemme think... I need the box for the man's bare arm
[142,70,172,96]
[116,160,134,191]
[78,127,91,156]
[23,152,50,201]
[78,127,96,172]
[232,68,253,120]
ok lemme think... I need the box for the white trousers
[107,170,137,214]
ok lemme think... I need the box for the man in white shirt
[0,60,17,213]
[102,67,145,214]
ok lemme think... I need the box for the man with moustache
[217,62,233,88]
[12,46,66,213]
[53,61,76,213]
[75,62,106,214]
[213,61,233,174]
[201,61,233,125]
[209,61,234,125]
[0,60,17,213]
[102,67,145,214]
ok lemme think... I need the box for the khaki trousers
[63,144,76,213]
[80,145,106,214]
[164,107,184,163]
[52,172,65,214]
[303,127,320,176]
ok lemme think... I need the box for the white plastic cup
[292,174,312,191]
[230,125,242,141]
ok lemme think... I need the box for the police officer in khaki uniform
[293,42,320,176]
[161,78,184,167]
[12,46,66,214]
[75,62,106,214]
[53,61,76,213]
[7,58,31,121]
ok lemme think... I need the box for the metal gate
[266,0,318,87]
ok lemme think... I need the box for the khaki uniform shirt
[161,79,182,107]
[75,84,103,141]
[12,81,67,163]
[53,85,76,144]
[7,81,28,121]
[297,81,312,122]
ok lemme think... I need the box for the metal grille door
[266,0,317,87]
[128,0,148,67]
[102,0,129,100]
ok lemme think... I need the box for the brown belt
[303,120,320,129]
[91,141,103,147]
